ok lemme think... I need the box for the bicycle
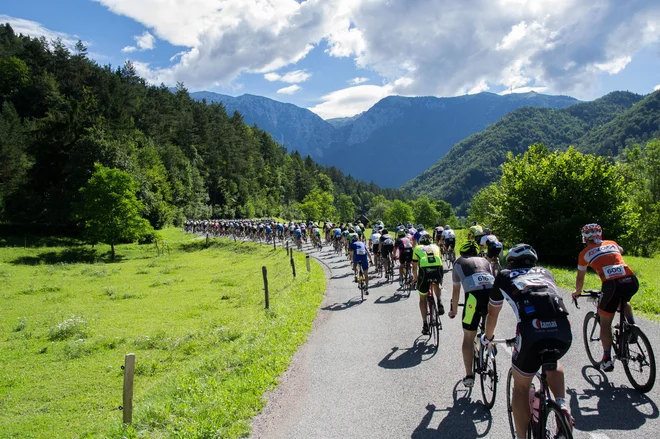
[505,350,574,439]
[424,283,443,349]
[357,264,367,302]
[575,289,656,393]
[441,245,455,270]
[385,254,395,283]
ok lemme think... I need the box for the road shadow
[378,338,436,369]
[412,382,492,438]
[374,293,409,304]
[11,247,100,265]
[330,272,354,280]
[321,298,363,311]
[567,366,659,432]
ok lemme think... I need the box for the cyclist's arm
[412,260,419,281]
[451,284,461,316]
[574,268,587,297]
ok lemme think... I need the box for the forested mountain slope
[0,24,404,230]
[402,91,647,213]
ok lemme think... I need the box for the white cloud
[655,84,660,91]
[348,77,369,85]
[0,15,81,48]
[467,80,490,94]
[308,84,393,119]
[121,31,156,53]
[264,69,312,83]
[93,0,660,100]
[277,84,301,95]
[499,86,549,95]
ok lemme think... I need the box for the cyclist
[441,225,456,257]
[433,224,444,245]
[354,223,363,241]
[349,234,373,293]
[412,232,445,335]
[483,244,572,439]
[395,228,414,284]
[479,228,503,262]
[572,223,639,372]
[468,222,484,245]
[448,241,495,388]
[413,224,425,245]
[379,229,396,271]
[369,226,382,270]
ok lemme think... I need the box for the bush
[48,316,88,341]
[470,144,637,263]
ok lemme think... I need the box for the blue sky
[2,0,660,119]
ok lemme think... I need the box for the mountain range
[189,91,579,187]
[402,90,659,213]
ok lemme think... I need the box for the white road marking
[589,434,612,439]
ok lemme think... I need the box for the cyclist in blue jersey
[349,235,373,293]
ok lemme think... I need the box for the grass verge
[0,228,325,438]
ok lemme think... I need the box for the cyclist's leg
[418,270,430,325]
[598,280,619,355]
[511,369,534,437]
[462,329,477,379]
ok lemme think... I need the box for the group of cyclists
[185,217,644,439]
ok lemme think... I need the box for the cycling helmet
[418,232,431,245]
[581,223,602,243]
[397,229,406,237]
[484,228,491,235]
[472,221,478,226]
[469,225,483,236]
[416,224,424,231]
[382,229,388,235]
[351,235,359,242]
[444,225,450,230]
[506,244,538,267]
[459,241,479,256]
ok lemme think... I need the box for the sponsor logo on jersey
[532,319,558,330]
[586,243,619,263]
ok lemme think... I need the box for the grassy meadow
[0,229,325,438]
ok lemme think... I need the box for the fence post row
[290,253,296,278]
[262,266,269,309]
[306,254,311,273]
[122,353,136,424]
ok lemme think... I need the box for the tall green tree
[384,200,414,227]
[77,164,152,259]
[412,196,440,227]
[336,194,356,223]
[298,189,335,221]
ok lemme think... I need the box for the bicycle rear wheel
[622,326,656,393]
[505,368,516,439]
[480,348,497,409]
[543,401,574,439]
[583,311,603,368]
[427,297,439,348]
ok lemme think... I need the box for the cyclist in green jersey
[412,232,445,335]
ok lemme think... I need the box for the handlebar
[491,337,517,347]
[572,289,602,309]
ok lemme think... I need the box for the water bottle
[529,384,540,424]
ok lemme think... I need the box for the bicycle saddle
[539,348,561,371]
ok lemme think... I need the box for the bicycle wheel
[543,401,574,439]
[359,268,365,302]
[505,368,516,439]
[583,311,603,368]
[622,326,656,393]
[480,348,497,409]
[427,298,438,348]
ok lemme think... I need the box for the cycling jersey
[491,266,572,376]
[414,230,424,243]
[380,234,395,246]
[412,244,442,268]
[442,230,456,239]
[578,240,634,282]
[452,256,494,293]
[395,237,414,263]
[350,241,369,270]
[333,228,342,237]
[479,235,499,248]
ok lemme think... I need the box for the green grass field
[0,229,325,438]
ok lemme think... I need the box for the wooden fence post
[273,236,276,250]
[286,240,289,255]
[122,353,136,424]
[262,266,269,309]
[206,233,209,247]
[306,254,311,272]
[290,253,296,278]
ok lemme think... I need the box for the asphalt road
[249,241,660,439]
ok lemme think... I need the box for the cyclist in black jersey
[482,244,572,439]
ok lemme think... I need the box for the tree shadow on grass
[11,247,100,265]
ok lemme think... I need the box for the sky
[2,0,660,119]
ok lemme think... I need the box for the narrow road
[250,241,660,439]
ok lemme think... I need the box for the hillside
[190,91,579,187]
[402,91,646,213]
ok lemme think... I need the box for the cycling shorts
[600,275,639,316]
[487,243,502,259]
[462,290,490,331]
[512,318,572,376]
[381,243,395,258]
[445,238,456,249]
[399,249,413,264]
[417,266,443,295]
[353,256,369,271]
[372,244,380,254]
